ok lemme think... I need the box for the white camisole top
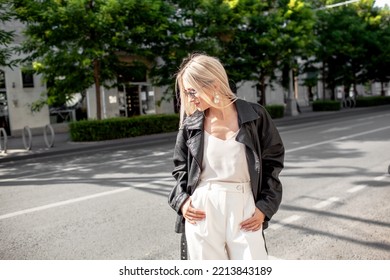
[200,130,250,183]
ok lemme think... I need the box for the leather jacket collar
[185,98,260,130]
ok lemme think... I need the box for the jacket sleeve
[256,107,285,222]
[168,128,190,214]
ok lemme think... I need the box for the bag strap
[180,232,188,260]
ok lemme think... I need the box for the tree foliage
[0,0,14,67]
[309,0,390,99]
[12,0,172,118]
[364,4,390,95]
[152,0,316,105]
[149,0,237,103]
[218,0,316,104]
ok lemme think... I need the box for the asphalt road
[0,106,389,260]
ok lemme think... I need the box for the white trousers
[185,181,268,260]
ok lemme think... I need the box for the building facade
[0,56,50,136]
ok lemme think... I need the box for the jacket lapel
[185,110,204,168]
[236,128,255,151]
[235,99,260,151]
[235,99,260,125]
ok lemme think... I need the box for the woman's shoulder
[181,110,203,129]
[235,98,268,116]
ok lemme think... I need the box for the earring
[213,92,220,104]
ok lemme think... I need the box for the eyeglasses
[183,88,197,98]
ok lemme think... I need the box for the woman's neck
[206,101,236,121]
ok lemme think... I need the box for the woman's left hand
[240,207,265,232]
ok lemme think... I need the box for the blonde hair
[175,53,237,126]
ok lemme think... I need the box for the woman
[168,53,284,260]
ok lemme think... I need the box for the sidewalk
[1,105,386,163]
[0,130,178,163]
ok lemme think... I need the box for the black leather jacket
[168,99,284,233]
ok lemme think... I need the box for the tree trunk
[344,84,350,99]
[322,61,326,100]
[89,1,101,120]
[259,73,266,106]
[353,83,358,97]
[330,86,335,100]
[93,59,102,120]
[308,86,313,102]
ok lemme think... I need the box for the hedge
[355,96,390,107]
[312,100,341,111]
[69,114,179,142]
[265,104,285,119]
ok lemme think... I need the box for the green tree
[221,0,277,104]
[310,0,387,99]
[276,0,316,96]
[0,0,14,67]
[12,0,172,119]
[149,0,236,108]
[218,0,315,105]
[364,5,390,95]
[151,0,316,106]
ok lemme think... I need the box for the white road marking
[0,187,131,221]
[0,176,173,220]
[347,185,367,193]
[320,121,373,133]
[374,175,386,181]
[62,167,79,171]
[152,152,169,156]
[269,215,301,230]
[313,197,340,209]
[287,126,390,153]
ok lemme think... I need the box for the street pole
[285,69,299,116]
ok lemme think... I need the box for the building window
[22,71,34,88]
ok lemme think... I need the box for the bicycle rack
[0,124,56,154]
[22,126,32,150]
[43,124,55,148]
[21,124,55,151]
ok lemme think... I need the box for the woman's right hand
[181,198,206,224]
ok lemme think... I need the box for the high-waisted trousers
[185,181,268,260]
